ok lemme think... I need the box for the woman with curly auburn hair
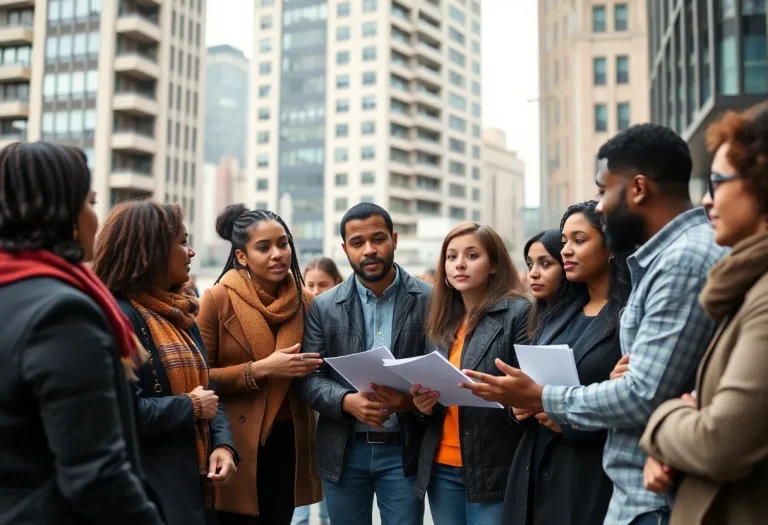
[0,142,163,524]
[640,103,768,525]
[92,199,237,525]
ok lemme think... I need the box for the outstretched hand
[459,358,544,411]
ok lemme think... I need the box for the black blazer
[118,298,236,525]
[503,297,619,525]
[0,278,163,525]
[415,297,531,503]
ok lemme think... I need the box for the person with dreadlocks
[91,199,237,525]
[0,142,163,524]
[197,204,323,525]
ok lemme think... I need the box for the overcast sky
[206,0,540,207]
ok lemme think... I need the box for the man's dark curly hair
[92,199,185,296]
[706,102,768,216]
[596,123,693,198]
[0,142,91,263]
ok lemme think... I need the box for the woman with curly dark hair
[0,142,163,524]
[92,199,237,525]
[640,104,768,525]
[486,201,632,525]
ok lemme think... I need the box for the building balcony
[414,88,442,110]
[390,136,413,152]
[413,161,442,178]
[389,211,417,226]
[419,1,443,22]
[388,158,414,175]
[114,53,160,80]
[0,0,35,7]
[110,170,156,193]
[132,0,162,6]
[415,41,442,64]
[389,111,413,129]
[111,131,157,155]
[391,39,413,59]
[116,13,162,44]
[389,185,412,201]
[415,137,442,156]
[414,112,442,132]
[416,17,442,42]
[0,23,33,46]
[113,91,159,117]
[0,99,29,119]
[0,63,31,82]
[415,65,442,87]
[390,11,412,34]
[390,62,414,82]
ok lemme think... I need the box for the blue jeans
[426,464,503,525]
[291,499,329,525]
[322,441,424,525]
[630,510,671,525]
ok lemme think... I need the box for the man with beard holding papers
[297,203,431,525]
[461,124,727,525]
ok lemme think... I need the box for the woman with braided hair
[0,142,163,524]
[198,204,323,525]
[91,198,237,525]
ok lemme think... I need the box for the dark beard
[350,255,395,283]
[604,192,646,255]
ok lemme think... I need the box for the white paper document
[513,344,581,386]
[382,352,503,409]
[323,347,413,393]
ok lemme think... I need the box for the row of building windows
[43,71,99,99]
[594,102,631,132]
[593,55,631,85]
[47,0,102,24]
[544,3,628,51]
[334,171,377,186]
[169,45,201,81]
[170,9,202,46]
[41,110,97,137]
[166,119,198,152]
[165,156,198,187]
[168,82,200,117]
[45,33,100,62]
[0,45,31,67]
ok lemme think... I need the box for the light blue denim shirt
[353,266,401,433]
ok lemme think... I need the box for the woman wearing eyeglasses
[640,103,768,525]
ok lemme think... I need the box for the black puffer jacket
[415,297,530,503]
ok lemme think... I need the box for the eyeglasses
[708,172,738,196]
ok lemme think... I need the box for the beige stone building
[482,127,525,261]
[250,0,484,262]
[0,0,206,246]
[538,0,649,228]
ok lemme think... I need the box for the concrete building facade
[250,0,484,263]
[204,43,248,167]
[482,127,525,263]
[0,0,206,246]
[538,0,649,228]
[649,0,767,199]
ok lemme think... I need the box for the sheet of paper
[513,344,581,386]
[383,352,503,409]
[323,347,413,393]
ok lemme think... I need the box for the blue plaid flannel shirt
[542,208,728,525]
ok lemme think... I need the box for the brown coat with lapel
[640,272,768,525]
[197,283,322,516]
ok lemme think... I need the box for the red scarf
[0,249,145,375]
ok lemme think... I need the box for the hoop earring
[445,278,453,289]
[609,254,615,266]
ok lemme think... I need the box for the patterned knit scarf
[130,286,217,508]
[221,269,305,445]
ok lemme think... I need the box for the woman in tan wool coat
[198,204,323,525]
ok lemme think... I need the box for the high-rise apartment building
[482,127,525,261]
[0,0,206,246]
[250,0,484,262]
[204,44,248,167]
[538,0,649,228]
[649,0,767,198]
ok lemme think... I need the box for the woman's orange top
[434,323,467,467]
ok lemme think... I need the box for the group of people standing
[0,104,766,525]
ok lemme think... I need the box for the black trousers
[218,421,296,525]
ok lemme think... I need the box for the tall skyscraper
[204,44,248,167]
[250,0,484,262]
[649,0,767,198]
[538,0,649,228]
[0,0,206,246]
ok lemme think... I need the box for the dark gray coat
[0,278,163,525]
[415,297,531,503]
[296,267,432,482]
[503,297,619,525]
[119,298,236,525]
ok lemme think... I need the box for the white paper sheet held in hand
[513,344,581,386]
[323,347,413,393]
[382,352,503,409]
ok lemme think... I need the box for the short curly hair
[92,199,184,296]
[706,103,768,216]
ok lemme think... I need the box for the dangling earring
[246,269,253,281]
[72,226,79,241]
[609,254,615,266]
[488,273,495,284]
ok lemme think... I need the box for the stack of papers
[513,344,581,386]
[324,347,502,409]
